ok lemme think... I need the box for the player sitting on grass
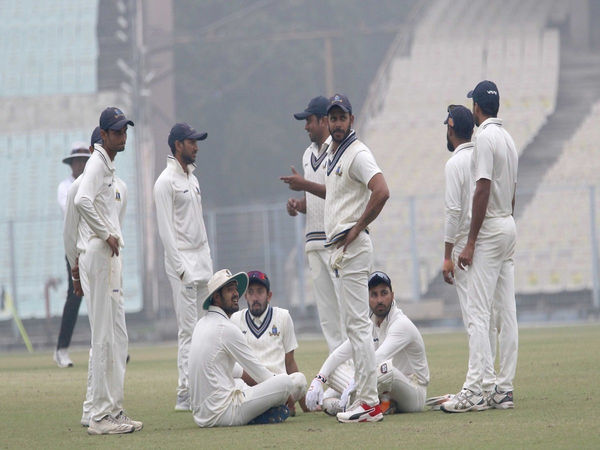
[305,271,430,420]
[188,269,306,427]
[231,270,308,416]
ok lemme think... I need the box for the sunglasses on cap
[248,270,268,280]
[368,271,392,287]
[445,104,460,127]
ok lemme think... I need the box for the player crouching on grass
[305,271,430,422]
[188,269,306,427]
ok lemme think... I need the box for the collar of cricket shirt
[167,155,196,176]
[245,305,273,338]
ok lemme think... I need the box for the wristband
[315,374,327,384]
[72,277,80,282]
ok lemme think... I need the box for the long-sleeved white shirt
[57,175,74,217]
[318,301,430,386]
[153,156,210,281]
[74,144,124,247]
[64,174,127,267]
[189,305,275,428]
[444,142,474,248]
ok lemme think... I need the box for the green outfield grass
[1,324,599,449]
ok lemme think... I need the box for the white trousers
[464,216,518,393]
[379,367,426,413]
[329,232,379,406]
[453,244,498,392]
[80,239,128,421]
[204,373,306,427]
[166,264,210,398]
[307,249,346,352]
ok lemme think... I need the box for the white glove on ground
[305,377,325,411]
[340,379,356,410]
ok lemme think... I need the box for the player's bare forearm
[241,370,257,386]
[444,242,454,261]
[304,180,326,199]
[297,196,307,214]
[466,178,490,246]
[285,351,299,375]
[355,173,390,232]
[511,185,516,216]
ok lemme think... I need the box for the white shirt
[154,156,211,282]
[64,175,127,268]
[230,305,298,374]
[57,175,75,217]
[302,136,331,251]
[471,118,518,219]
[444,142,474,248]
[324,130,381,246]
[189,305,275,428]
[318,301,430,386]
[74,144,124,246]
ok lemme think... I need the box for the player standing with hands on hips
[154,123,214,411]
[75,107,142,434]
[280,95,346,352]
[442,81,519,413]
[306,94,390,423]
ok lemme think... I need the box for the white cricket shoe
[175,392,191,411]
[488,387,514,409]
[53,349,73,368]
[336,401,383,423]
[322,397,344,416]
[425,393,454,411]
[441,388,487,413]
[87,415,134,435]
[115,411,143,431]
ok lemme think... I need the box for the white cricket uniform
[302,136,345,352]
[154,155,213,399]
[463,118,518,394]
[64,174,127,421]
[57,175,75,217]
[74,144,128,422]
[189,305,306,427]
[444,142,497,391]
[324,129,382,407]
[319,302,429,412]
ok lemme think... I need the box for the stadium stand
[360,0,564,300]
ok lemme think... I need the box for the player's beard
[447,135,455,152]
[330,125,351,143]
[250,300,268,317]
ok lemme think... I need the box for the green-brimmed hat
[202,269,248,310]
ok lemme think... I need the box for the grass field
[1,324,599,449]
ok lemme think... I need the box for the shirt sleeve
[319,339,352,377]
[474,133,494,181]
[153,176,185,276]
[281,310,298,353]
[348,150,382,186]
[374,317,413,364]
[57,180,69,217]
[118,179,128,227]
[74,160,110,241]
[225,324,273,383]
[444,160,461,244]
[63,183,80,268]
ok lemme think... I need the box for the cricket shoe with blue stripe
[488,387,514,409]
[336,401,383,423]
[248,405,290,425]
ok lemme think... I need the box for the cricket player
[189,269,306,428]
[75,107,142,434]
[230,270,308,415]
[54,141,91,368]
[154,122,214,411]
[306,271,429,418]
[442,81,518,413]
[321,93,390,423]
[440,105,498,401]
[280,95,345,352]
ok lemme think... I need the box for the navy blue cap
[168,123,207,148]
[99,107,134,131]
[327,93,352,114]
[247,270,270,292]
[90,126,103,146]
[444,105,474,137]
[293,96,329,120]
[467,80,499,110]
[368,271,392,290]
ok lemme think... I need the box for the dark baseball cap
[247,270,270,292]
[293,96,329,120]
[467,80,499,110]
[99,107,134,131]
[444,105,474,136]
[327,93,352,114]
[368,271,392,290]
[90,126,103,146]
[168,123,207,148]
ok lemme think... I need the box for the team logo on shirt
[335,166,342,176]
[115,190,121,201]
[269,325,280,337]
[380,363,388,374]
